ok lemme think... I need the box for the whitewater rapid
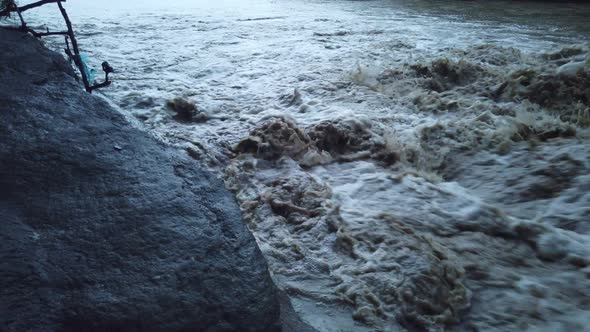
[16,0,590,330]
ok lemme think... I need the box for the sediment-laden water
[16,0,590,330]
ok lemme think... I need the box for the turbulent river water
[15,0,590,330]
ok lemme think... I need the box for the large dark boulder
[0,30,280,332]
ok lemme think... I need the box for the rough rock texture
[0,30,280,332]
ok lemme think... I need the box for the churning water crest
[14,0,590,330]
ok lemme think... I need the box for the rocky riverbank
[0,29,281,332]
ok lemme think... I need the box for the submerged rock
[0,30,279,332]
[167,97,208,122]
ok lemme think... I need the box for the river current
[14,0,590,331]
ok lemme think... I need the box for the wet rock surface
[0,30,279,332]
